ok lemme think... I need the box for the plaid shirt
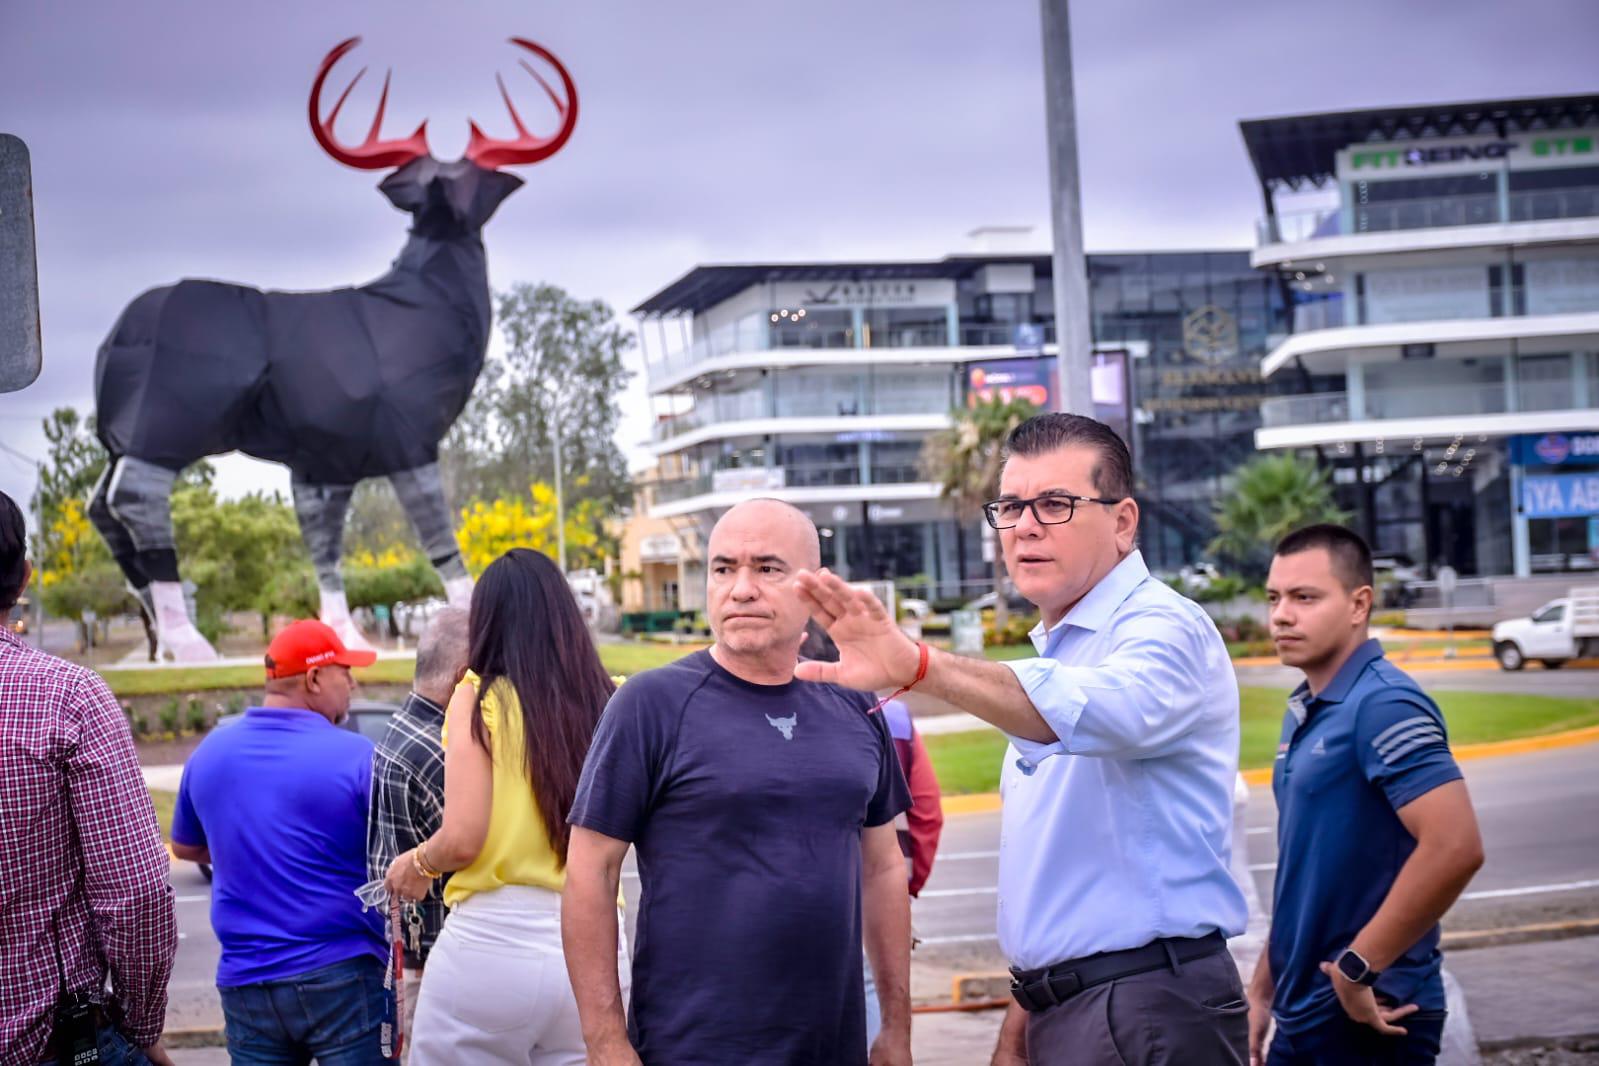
[0,628,177,1063]
[366,691,448,967]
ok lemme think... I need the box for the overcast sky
[3,0,1596,515]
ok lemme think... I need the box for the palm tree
[1209,453,1347,576]
[920,395,1039,633]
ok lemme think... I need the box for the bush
[1190,575,1249,604]
[184,697,210,734]
[1371,611,1408,629]
[1216,615,1268,643]
[157,698,182,738]
[1227,639,1277,659]
[983,609,1040,646]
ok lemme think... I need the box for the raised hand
[792,569,921,693]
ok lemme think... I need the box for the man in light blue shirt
[797,412,1249,1065]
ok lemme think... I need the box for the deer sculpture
[90,36,577,661]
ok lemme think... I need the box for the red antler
[464,38,579,169]
[309,37,431,170]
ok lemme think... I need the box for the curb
[948,723,1599,812]
[164,1028,226,1048]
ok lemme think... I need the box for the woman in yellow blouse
[386,548,620,1064]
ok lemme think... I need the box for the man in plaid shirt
[366,607,469,1036]
[0,492,178,1065]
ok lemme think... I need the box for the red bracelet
[870,641,929,713]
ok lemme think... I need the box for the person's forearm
[1248,944,1273,1004]
[992,1002,1028,1061]
[562,868,632,1050]
[1351,834,1483,970]
[169,842,210,864]
[863,863,912,1036]
[918,646,1053,743]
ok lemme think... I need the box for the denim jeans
[1267,1011,1447,1066]
[218,955,387,1066]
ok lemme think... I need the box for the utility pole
[552,413,567,574]
[1039,0,1094,415]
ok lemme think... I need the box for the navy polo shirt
[172,706,385,987]
[1268,640,1463,1035]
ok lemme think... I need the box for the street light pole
[552,413,567,574]
[1039,0,1095,415]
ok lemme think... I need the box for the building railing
[651,383,956,442]
[651,461,929,504]
[1258,184,1599,246]
[1261,377,1588,429]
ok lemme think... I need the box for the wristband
[871,641,930,713]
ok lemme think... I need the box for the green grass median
[924,688,1599,795]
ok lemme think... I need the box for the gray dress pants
[1025,947,1249,1065]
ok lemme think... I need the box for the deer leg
[290,478,375,652]
[389,464,473,610]
[97,456,219,662]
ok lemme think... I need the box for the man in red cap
[171,620,388,1065]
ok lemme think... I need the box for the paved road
[1235,661,1599,698]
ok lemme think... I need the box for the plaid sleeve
[367,751,410,883]
[64,672,177,1047]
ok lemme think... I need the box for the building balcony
[1260,310,1599,379]
[1258,186,1599,246]
[650,385,957,443]
[648,463,941,519]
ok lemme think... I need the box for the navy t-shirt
[568,650,911,1066]
[1269,640,1464,1034]
[172,707,385,987]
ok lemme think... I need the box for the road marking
[919,887,996,899]
[919,932,999,945]
[1248,863,1277,872]
[1460,878,1599,901]
[174,895,209,903]
[937,850,1000,861]
[1247,827,1273,836]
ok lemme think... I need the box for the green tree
[920,395,1040,633]
[173,487,312,639]
[443,282,635,513]
[1209,453,1347,577]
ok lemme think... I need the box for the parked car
[961,589,1033,613]
[1491,586,1599,671]
[1372,553,1423,609]
[194,698,402,881]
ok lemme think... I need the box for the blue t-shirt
[568,650,911,1066]
[172,706,385,987]
[1269,640,1464,1034]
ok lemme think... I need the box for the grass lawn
[925,688,1599,795]
[149,789,175,839]
[103,642,706,698]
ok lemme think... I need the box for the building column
[859,441,872,486]
[1348,362,1366,419]
[1510,462,1531,577]
[946,303,960,347]
[1573,351,1592,408]
[1504,352,1519,412]
[922,521,938,593]
[852,307,866,349]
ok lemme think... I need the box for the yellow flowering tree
[456,481,613,577]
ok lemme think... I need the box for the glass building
[632,250,1288,608]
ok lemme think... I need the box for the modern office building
[1243,94,1599,577]
[632,249,1288,608]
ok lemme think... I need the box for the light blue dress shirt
[996,550,1247,971]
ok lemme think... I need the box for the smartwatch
[1334,947,1380,986]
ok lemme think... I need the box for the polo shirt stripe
[1371,715,1433,749]
[1381,731,1447,765]
[1375,722,1443,762]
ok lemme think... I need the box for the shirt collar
[1030,550,1150,651]
[244,705,335,727]
[1303,638,1386,709]
[403,691,446,719]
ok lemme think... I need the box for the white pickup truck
[1492,585,1599,670]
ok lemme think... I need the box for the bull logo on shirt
[765,713,797,741]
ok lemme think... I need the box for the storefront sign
[1522,472,1599,518]
[968,358,1054,409]
[712,467,786,493]
[1511,433,1599,467]
[1349,142,1518,170]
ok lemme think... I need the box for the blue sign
[1012,323,1045,357]
[1522,472,1599,518]
[1511,432,1599,467]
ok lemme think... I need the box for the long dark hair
[467,548,615,865]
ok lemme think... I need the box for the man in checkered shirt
[0,491,178,1064]
[366,607,469,1041]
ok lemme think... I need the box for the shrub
[158,698,182,738]
[185,697,210,734]
[1371,611,1408,629]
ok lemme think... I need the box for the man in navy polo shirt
[172,619,387,1065]
[1249,525,1484,1066]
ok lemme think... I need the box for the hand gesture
[792,569,920,692]
[868,1027,913,1066]
[386,850,433,904]
[1319,961,1418,1036]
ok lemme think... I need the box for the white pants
[409,884,630,1066]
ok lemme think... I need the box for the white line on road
[174,895,209,903]
[1247,827,1273,836]
[919,887,996,899]
[936,850,1000,861]
[1460,878,1599,901]
[919,933,1000,945]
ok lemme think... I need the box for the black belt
[1009,930,1226,1013]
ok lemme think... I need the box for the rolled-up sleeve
[1001,608,1224,764]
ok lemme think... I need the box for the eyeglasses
[982,493,1122,530]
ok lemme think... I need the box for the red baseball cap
[264,619,377,679]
